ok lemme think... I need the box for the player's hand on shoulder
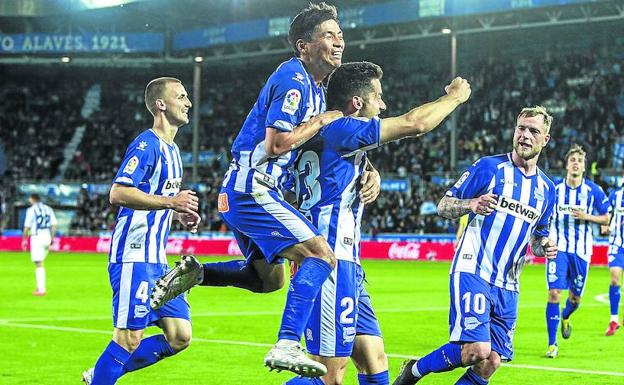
[171,190,199,214]
[469,193,497,216]
[312,110,344,126]
[541,237,557,259]
[444,77,471,104]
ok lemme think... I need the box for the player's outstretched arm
[530,235,557,259]
[570,209,610,225]
[264,110,343,157]
[109,184,199,214]
[437,193,497,219]
[379,77,471,144]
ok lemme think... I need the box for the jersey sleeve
[324,117,381,154]
[533,186,556,238]
[113,137,157,187]
[264,74,308,132]
[49,208,58,226]
[23,208,34,229]
[446,159,492,199]
[592,185,610,215]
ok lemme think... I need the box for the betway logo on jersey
[496,196,540,223]
[557,204,586,214]
[161,178,182,195]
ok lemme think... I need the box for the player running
[82,77,200,385]
[394,106,557,385]
[544,144,609,357]
[283,62,471,385]
[22,193,57,296]
[606,184,624,335]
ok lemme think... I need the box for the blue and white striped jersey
[609,187,624,250]
[109,129,183,264]
[24,202,57,236]
[550,178,609,261]
[294,116,381,264]
[223,57,325,194]
[449,153,556,292]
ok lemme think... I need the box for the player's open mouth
[519,142,531,149]
[331,51,342,59]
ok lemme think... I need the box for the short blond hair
[565,143,586,162]
[517,105,553,133]
[144,77,181,116]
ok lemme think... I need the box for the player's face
[306,20,344,73]
[512,115,550,160]
[164,83,192,126]
[360,79,386,119]
[566,153,586,177]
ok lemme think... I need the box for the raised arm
[379,77,471,144]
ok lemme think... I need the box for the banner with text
[0,33,164,54]
[1,235,610,265]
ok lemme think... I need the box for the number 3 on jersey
[296,151,322,210]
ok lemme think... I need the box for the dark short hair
[144,77,181,116]
[288,2,339,57]
[30,193,41,202]
[326,61,383,110]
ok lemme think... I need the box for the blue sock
[92,340,131,385]
[283,376,325,384]
[415,343,462,377]
[278,257,333,341]
[201,260,264,292]
[546,302,560,345]
[358,371,389,384]
[562,298,579,320]
[609,285,621,316]
[455,368,489,385]
[122,335,175,374]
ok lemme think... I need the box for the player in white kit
[22,193,57,296]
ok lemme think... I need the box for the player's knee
[462,343,490,365]
[548,289,561,303]
[322,374,344,385]
[487,352,502,370]
[168,330,192,352]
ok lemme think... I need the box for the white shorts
[30,233,52,262]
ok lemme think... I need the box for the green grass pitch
[1,251,623,384]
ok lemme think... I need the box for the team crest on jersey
[218,193,229,213]
[454,171,470,189]
[282,89,301,115]
[534,188,545,201]
[123,156,139,174]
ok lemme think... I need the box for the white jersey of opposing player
[550,178,609,261]
[109,129,183,264]
[609,187,624,250]
[449,154,556,292]
[24,202,57,237]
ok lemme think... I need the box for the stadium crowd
[2,50,624,234]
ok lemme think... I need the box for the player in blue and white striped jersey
[83,77,201,385]
[606,185,624,335]
[22,193,57,296]
[286,62,471,385]
[394,106,558,385]
[150,4,348,378]
[544,144,609,357]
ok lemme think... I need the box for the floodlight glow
[81,0,134,8]
[61,56,71,63]
[194,56,204,63]
[441,28,452,34]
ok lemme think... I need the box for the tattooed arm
[437,193,498,220]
